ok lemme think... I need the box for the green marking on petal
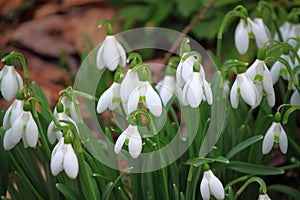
[112,98,121,104]
[274,135,280,143]
[139,96,146,102]
[254,74,263,82]
[125,138,129,145]
[237,88,241,95]
[279,68,287,76]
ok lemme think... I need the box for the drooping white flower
[54,96,80,124]
[120,69,139,112]
[47,110,78,145]
[181,72,212,107]
[262,122,288,154]
[50,137,79,179]
[3,110,38,150]
[0,65,23,101]
[258,193,271,200]
[3,99,24,130]
[275,21,300,47]
[270,54,294,84]
[200,170,225,200]
[96,35,126,71]
[246,59,275,107]
[156,75,176,106]
[127,81,162,117]
[290,90,300,106]
[114,125,142,159]
[235,18,251,55]
[248,18,271,48]
[176,54,197,87]
[97,82,121,113]
[230,73,259,108]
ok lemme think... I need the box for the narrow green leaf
[56,183,80,200]
[117,187,130,200]
[186,156,230,165]
[172,184,179,200]
[0,128,9,196]
[228,161,284,175]
[13,171,36,200]
[268,184,300,199]
[32,81,52,122]
[226,135,264,159]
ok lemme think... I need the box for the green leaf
[268,184,300,199]
[32,81,52,122]
[56,183,80,200]
[226,135,264,159]
[228,161,284,175]
[176,0,201,17]
[186,156,230,165]
[0,128,9,196]
[148,1,174,26]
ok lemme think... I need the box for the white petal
[157,76,176,106]
[127,87,140,114]
[1,67,18,101]
[116,42,127,68]
[250,18,269,48]
[246,59,259,80]
[200,175,210,200]
[235,19,249,54]
[187,74,203,108]
[270,61,281,84]
[47,121,57,144]
[209,173,225,200]
[230,80,239,109]
[239,74,258,107]
[258,194,271,200]
[3,105,13,130]
[128,126,142,158]
[15,70,23,91]
[145,84,162,117]
[279,127,288,154]
[97,86,114,113]
[103,36,121,71]
[3,129,17,150]
[10,115,24,144]
[291,90,300,105]
[181,81,189,106]
[262,122,276,154]
[203,79,213,105]
[110,83,121,110]
[51,148,64,176]
[120,70,139,103]
[182,56,195,82]
[10,100,24,124]
[114,132,127,154]
[25,114,39,148]
[64,144,79,179]
[96,43,105,70]
[176,61,185,87]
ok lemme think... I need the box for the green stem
[185,164,195,199]
[233,177,267,200]
[8,152,43,200]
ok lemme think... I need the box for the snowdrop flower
[127,81,162,117]
[235,18,251,55]
[258,193,271,200]
[54,96,80,124]
[262,121,288,154]
[270,54,294,84]
[156,75,176,106]
[246,57,275,107]
[3,98,24,130]
[97,82,121,113]
[120,69,139,112]
[47,107,78,145]
[51,137,79,179]
[176,53,197,87]
[248,18,271,48]
[96,35,126,71]
[114,125,142,158]
[3,103,38,150]
[200,167,224,200]
[0,65,23,101]
[230,73,259,108]
[290,90,300,106]
[181,72,212,107]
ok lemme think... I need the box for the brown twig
[162,0,217,64]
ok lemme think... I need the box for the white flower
[3,110,38,150]
[235,18,251,55]
[0,65,23,101]
[156,75,176,106]
[246,59,275,107]
[290,90,300,106]
[47,110,78,145]
[181,72,212,107]
[200,170,224,200]
[262,122,288,154]
[114,125,142,159]
[3,99,24,130]
[97,82,121,113]
[54,96,80,124]
[127,81,162,117]
[50,137,79,179]
[275,22,300,47]
[248,18,271,48]
[120,69,139,112]
[96,35,126,71]
[270,54,294,84]
[258,194,271,200]
[230,73,259,108]
[176,54,197,87]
